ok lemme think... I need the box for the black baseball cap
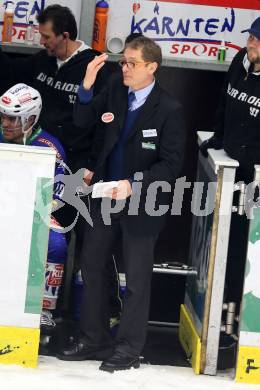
[242,17,260,40]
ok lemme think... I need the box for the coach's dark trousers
[79,202,157,357]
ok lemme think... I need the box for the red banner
[149,0,260,10]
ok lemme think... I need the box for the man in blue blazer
[57,36,186,372]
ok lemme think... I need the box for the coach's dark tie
[128,91,136,111]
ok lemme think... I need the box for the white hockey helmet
[0,83,42,128]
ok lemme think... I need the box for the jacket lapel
[127,83,161,141]
[102,83,128,159]
[114,82,129,131]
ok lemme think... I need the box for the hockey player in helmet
[0,83,68,343]
[0,83,66,197]
[0,83,65,161]
[0,83,42,144]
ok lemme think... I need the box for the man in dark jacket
[57,36,186,372]
[200,17,260,306]
[200,16,260,183]
[0,4,108,173]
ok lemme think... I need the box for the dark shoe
[99,352,140,373]
[56,340,113,361]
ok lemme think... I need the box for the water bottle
[218,40,226,63]
[119,273,126,299]
[2,2,14,43]
[26,20,35,45]
[92,0,109,52]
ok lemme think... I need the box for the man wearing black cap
[200,16,260,183]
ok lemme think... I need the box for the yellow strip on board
[179,304,201,374]
[236,345,260,384]
[0,326,40,368]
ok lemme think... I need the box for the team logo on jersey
[2,96,11,105]
[101,112,114,123]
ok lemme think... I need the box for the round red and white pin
[101,112,114,123]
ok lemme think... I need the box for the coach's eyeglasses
[118,59,151,69]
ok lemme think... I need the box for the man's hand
[105,180,132,200]
[83,169,94,186]
[83,53,108,90]
[199,135,223,158]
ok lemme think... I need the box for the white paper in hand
[92,181,118,198]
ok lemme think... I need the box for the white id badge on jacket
[142,129,157,137]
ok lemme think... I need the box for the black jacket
[214,48,260,177]
[74,73,186,234]
[0,47,109,170]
